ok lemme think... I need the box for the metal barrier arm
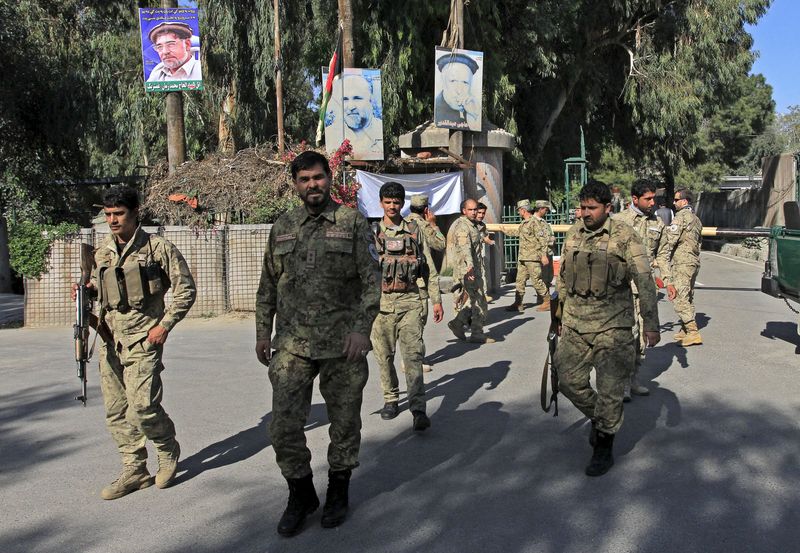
[486,223,771,238]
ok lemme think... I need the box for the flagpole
[274,0,285,155]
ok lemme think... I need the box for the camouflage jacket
[557,218,659,333]
[664,206,702,274]
[448,215,482,282]
[506,216,550,261]
[406,212,446,252]
[376,218,441,313]
[93,227,196,347]
[255,201,380,359]
[613,206,672,284]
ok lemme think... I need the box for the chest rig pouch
[374,223,425,293]
[562,230,626,298]
[98,238,167,311]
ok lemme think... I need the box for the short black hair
[477,202,487,210]
[579,180,612,205]
[631,179,657,198]
[379,181,405,200]
[675,187,694,203]
[409,204,425,215]
[291,151,331,180]
[102,186,140,211]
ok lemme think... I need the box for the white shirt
[147,55,202,82]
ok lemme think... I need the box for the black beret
[436,52,479,74]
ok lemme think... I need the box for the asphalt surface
[1,252,798,553]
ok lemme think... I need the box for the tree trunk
[533,73,580,163]
[162,0,186,173]
[274,0,285,155]
[338,0,354,67]
[218,81,237,155]
[0,212,11,293]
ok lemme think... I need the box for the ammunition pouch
[97,256,167,312]
[563,245,626,299]
[375,226,425,294]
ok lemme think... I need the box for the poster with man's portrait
[322,68,384,161]
[139,8,203,93]
[434,47,483,132]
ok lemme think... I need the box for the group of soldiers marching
[74,151,702,539]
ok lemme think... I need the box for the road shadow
[174,403,329,485]
[761,321,800,354]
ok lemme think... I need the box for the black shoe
[585,431,615,477]
[321,469,351,528]
[380,402,399,420]
[277,473,320,537]
[589,422,598,447]
[412,410,431,432]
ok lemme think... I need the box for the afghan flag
[316,29,343,146]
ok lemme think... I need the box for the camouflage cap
[534,200,553,210]
[516,200,532,211]
[410,194,430,208]
[91,209,107,225]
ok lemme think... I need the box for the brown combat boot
[680,320,703,346]
[505,293,524,312]
[468,332,496,344]
[535,296,551,312]
[101,465,153,500]
[155,441,180,489]
[673,323,686,341]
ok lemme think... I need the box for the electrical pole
[338,0,354,67]
[274,0,285,155]
[162,0,186,174]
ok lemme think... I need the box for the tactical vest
[98,237,168,312]
[561,222,627,298]
[374,222,426,294]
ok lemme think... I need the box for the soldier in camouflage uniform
[371,183,442,430]
[406,194,446,252]
[506,199,552,312]
[447,199,494,343]
[71,186,196,500]
[475,202,496,302]
[555,181,660,476]
[612,180,672,399]
[664,187,703,346]
[255,151,380,537]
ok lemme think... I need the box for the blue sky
[747,0,798,114]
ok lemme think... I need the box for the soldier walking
[613,180,672,400]
[71,186,196,500]
[554,181,660,476]
[664,188,703,346]
[406,194,446,252]
[475,202,496,302]
[506,199,553,312]
[447,199,494,343]
[255,151,380,536]
[371,183,442,429]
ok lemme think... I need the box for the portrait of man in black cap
[145,20,202,83]
[434,47,483,132]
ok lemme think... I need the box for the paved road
[1,252,798,553]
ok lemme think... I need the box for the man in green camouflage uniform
[72,186,196,500]
[475,202,496,302]
[255,151,380,537]
[371,182,442,429]
[406,194,446,252]
[612,180,672,399]
[555,181,660,477]
[506,199,552,312]
[664,187,703,346]
[447,199,494,343]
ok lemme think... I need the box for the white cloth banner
[355,170,463,218]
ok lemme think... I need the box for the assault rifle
[540,291,559,416]
[73,243,94,406]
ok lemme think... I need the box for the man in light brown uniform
[507,199,552,312]
[72,186,196,500]
[613,179,671,399]
[664,187,703,346]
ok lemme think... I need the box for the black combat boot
[588,421,598,447]
[585,430,615,477]
[277,473,320,537]
[321,469,351,528]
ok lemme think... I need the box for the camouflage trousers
[268,350,368,479]
[371,305,426,412]
[99,338,177,468]
[515,260,549,299]
[480,247,489,295]
[672,264,699,324]
[451,279,487,333]
[554,326,635,434]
